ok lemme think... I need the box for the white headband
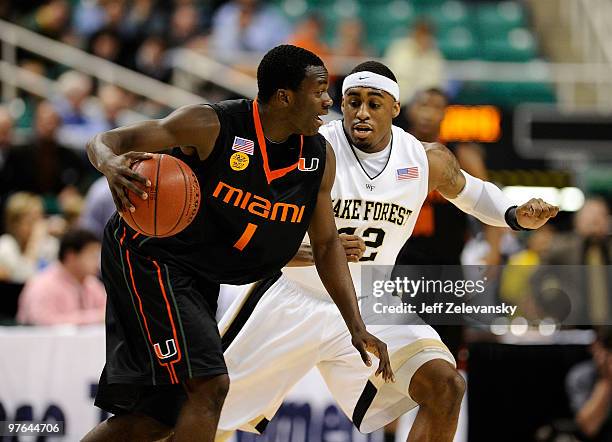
[342,71,400,101]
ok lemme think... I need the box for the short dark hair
[257,45,325,103]
[349,61,397,83]
[59,228,99,262]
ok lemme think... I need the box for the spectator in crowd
[101,0,128,32]
[166,2,207,49]
[210,0,291,59]
[96,84,133,129]
[88,28,126,65]
[121,0,167,44]
[0,107,13,159]
[54,70,108,150]
[0,192,58,283]
[74,0,165,45]
[12,101,90,195]
[56,186,85,231]
[332,17,371,57]
[566,327,612,441]
[101,0,139,55]
[73,0,108,38]
[78,176,115,240]
[0,107,20,223]
[21,0,71,40]
[500,225,555,319]
[16,228,105,326]
[533,197,611,325]
[0,1,11,19]
[289,14,330,61]
[134,35,172,82]
[0,106,13,165]
[397,86,447,135]
[12,60,47,128]
[58,82,132,148]
[54,70,94,126]
[385,19,445,103]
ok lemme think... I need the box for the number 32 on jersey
[338,227,386,262]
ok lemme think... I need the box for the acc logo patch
[230,152,249,171]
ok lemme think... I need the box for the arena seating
[274,0,557,106]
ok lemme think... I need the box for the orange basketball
[120,154,201,238]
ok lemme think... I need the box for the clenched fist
[516,198,559,229]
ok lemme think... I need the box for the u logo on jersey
[298,157,319,172]
[154,339,178,360]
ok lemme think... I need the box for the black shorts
[95,222,227,425]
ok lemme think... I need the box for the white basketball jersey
[284,119,429,297]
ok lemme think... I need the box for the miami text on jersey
[213,181,306,223]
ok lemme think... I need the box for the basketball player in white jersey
[214,61,558,442]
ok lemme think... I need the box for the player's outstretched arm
[308,143,394,382]
[86,104,220,212]
[426,142,559,230]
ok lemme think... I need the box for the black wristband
[504,206,534,231]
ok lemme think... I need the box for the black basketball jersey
[110,99,326,284]
[395,190,468,265]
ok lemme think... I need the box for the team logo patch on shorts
[154,339,178,360]
[230,152,250,171]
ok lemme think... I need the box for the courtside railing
[0,19,204,108]
[171,49,612,111]
[2,18,612,113]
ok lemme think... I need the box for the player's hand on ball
[102,151,153,213]
[351,329,395,383]
[339,234,366,262]
[516,198,559,229]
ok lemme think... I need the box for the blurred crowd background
[0,0,611,441]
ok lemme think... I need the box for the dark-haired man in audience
[17,228,106,325]
[567,327,612,441]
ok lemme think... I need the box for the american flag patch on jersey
[396,166,419,180]
[232,136,255,155]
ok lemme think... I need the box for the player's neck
[257,103,292,143]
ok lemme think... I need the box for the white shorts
[217,273,455,435]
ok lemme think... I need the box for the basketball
[120,153,200,238]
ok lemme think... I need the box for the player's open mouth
[352,124,373,135]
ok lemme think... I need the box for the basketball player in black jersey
[82,45,392,442]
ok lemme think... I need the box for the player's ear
[340,95,346,113]
[392,100,401,119]
[276,89,291,107]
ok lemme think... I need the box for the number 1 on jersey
[234,223,258,251]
